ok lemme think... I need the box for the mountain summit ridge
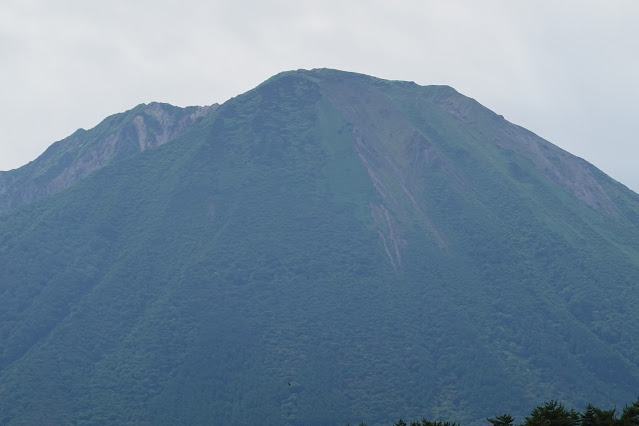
[0,102,217,213]
[1,69,639,425]
[275,69,637,220]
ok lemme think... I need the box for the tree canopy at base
[348,396,639,426]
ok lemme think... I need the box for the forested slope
[1,69,639,425]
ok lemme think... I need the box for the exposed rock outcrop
[0,102,217,213]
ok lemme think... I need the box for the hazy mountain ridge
[306,68,639,259]
[0,102,217,213]
[433,89,638,220]
[1,69,639,425]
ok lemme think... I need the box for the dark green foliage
[524,401,580,426]
[581,404,617,426]
[488,413,515,426]
[381,396,638,426]
[619,397,639,425]
[2,69,639,425]
[416,420,460,426]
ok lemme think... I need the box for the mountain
[0,102,217,213]
[1,69,639,425]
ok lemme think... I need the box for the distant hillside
[1,69,639,425]
[0,102,217,213]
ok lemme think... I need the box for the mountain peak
[2,70,639,425]
[0,102,218,213]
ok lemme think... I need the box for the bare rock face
[430,86,639,221]
[0,102,217,214]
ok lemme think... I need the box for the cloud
[0,0,638,191]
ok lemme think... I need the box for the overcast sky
[1,0,638,191]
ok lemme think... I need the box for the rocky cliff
[0,102,217,213]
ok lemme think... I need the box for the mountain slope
[1,69,639,425]
[0,102,217,213]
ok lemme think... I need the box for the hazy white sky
[1,0,638,190]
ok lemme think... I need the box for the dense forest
[2,69,639,424]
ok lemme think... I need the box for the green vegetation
[1,69,639,424]
[374,396,639,426]
[0,102,214,213]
